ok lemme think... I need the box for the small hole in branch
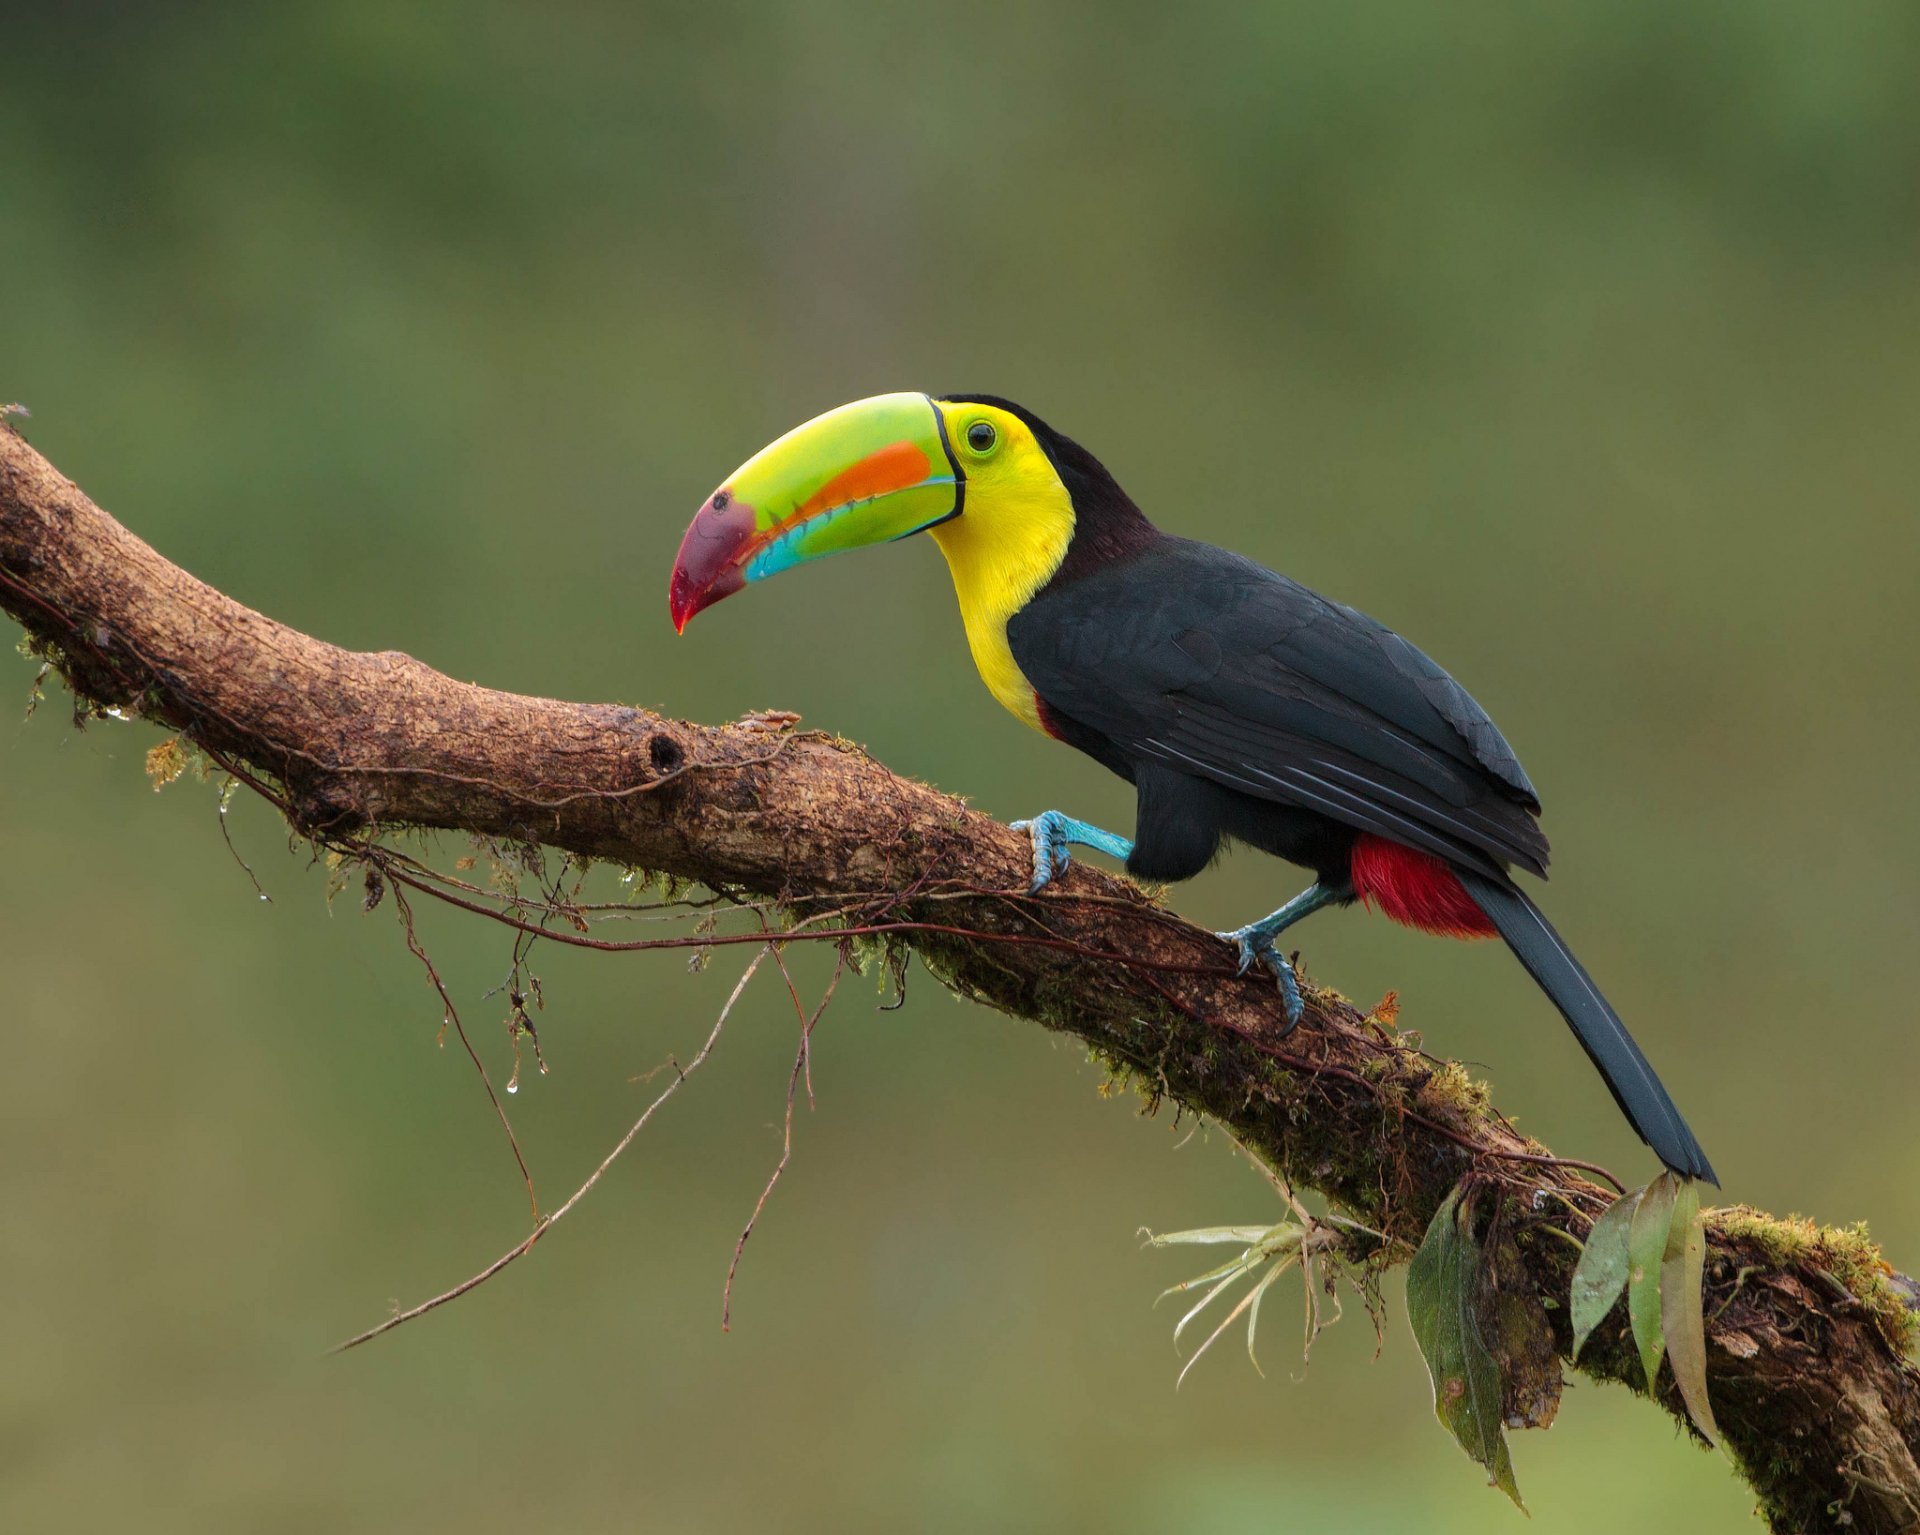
[648,734,685,775]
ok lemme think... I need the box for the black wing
[1007,537,1549,878]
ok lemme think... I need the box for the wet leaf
[1407,1186,1522,1508]
[1660,1180,1719,1446]
[1628,1172,1679,1391]
[1570,1188,1642,1358]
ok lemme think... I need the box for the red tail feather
[1349,835,1496,939]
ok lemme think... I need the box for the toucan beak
[669,391,961,632]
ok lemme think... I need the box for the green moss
[1417,1060,1493,1120]
[144,736,188,790]
[16,631,62,670]
[1713,1206,1917,1353]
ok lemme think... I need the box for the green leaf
[1143,1225,1280,1249]
[1406,1186,1522,1509]
[1143,1222,1309,1384]
[1570,1189,1642,1358]
[1659,1180,1720,1446]
[1627,1172,1680,1391]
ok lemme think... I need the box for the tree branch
[4,421,1915,1531]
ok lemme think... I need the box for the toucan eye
[966,420,997,454]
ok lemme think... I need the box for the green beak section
[669,391,959,631]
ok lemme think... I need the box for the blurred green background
[5,4,1919,1530]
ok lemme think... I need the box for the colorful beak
[669,391,961,632]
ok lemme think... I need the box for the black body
[972,397,1715,1182]
[1011,535,1549,888]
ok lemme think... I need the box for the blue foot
[1217,923,1306,1030]
[1213,881,1349,1030]
[1008,810,1134,895]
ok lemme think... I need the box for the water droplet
[505,1079,519,1094]
[258,892,269,901]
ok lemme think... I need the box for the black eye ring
[966,420,997,453]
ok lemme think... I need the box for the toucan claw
[1010,814,1070,893]
[1217,924,1306,1032]
[1009,810,1135,896]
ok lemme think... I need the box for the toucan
[669,392,1714,1184]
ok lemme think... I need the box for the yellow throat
[926,402,1077,733]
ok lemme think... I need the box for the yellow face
[926,399,1078,732]
[933,400,1064,514]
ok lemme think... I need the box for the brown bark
[3,420,1916,1532]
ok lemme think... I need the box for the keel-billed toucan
[669,392,1714,1183]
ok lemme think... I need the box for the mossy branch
[3,420,1916,1531]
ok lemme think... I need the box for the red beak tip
[669,495,753,632]
[668,567,701,633]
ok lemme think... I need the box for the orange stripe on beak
[737,440,934,559]
[794,440,933,520]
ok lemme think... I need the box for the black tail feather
[1456,870,1716,1185]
